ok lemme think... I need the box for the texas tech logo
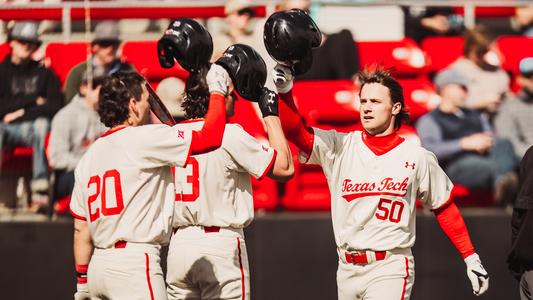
[341,177,409,201]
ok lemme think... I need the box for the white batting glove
[207,63,231,96]
[272,64,294,94]
[74,283,91,300]
[464,253,489,296]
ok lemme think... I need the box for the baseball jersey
[172,121,276,228]
[301,128,453,251]
[70,124,192,248]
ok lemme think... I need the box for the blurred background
[0,0,531,299]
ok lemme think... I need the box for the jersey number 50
[87,169,124,222]
[173,157,200,202]
[375,198,404,223]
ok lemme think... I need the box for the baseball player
[166,44,293,300]
[70,67,231,300]
[273,64,489,299]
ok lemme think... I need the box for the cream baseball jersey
[300,128,453,251]
[172,121,276,228]
[70,124,192,248]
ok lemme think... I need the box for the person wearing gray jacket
[48,71,107,206]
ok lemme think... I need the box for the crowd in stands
[0,0,532,215]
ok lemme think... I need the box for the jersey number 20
[375,198,404,223]
[174,157,200,202]
[87,169,124,222]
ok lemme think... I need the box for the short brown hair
[463,25,493,58]
[358,66,409,129]
[98,72,145,128]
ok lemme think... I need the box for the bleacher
[0,1,531,212]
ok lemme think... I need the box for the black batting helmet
[215,44,267,102]
[263,9,321,75]
[157,18,213,73]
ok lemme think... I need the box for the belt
[114,240,127,248]
[173,226,220,234]
[343,250,387,265]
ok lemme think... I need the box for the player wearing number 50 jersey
[274,65,489,299]
[69,69,230,300]
[166,57,294,299]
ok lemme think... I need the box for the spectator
[449,26,510,113]
[495,57,533,159]
[417,68,518,205]
[512,5,533,36]
[64,20,135,103]
[508,145,533,298]
[403,6,464,43]
[48,69,107,213]
[0,21,62,208]
[155,77,186,124]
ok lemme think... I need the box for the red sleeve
[278,90,314,156]
[433,200,476,259]
[190,93,226,155]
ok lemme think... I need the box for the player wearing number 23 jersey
[166,66,294,299]
[70,70,228,300]
[273,65,489,300]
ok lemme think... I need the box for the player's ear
[391,101,402,116]
[129,97,139,117]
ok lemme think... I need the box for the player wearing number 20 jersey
[273,65,489,300]
[70,70,228,300]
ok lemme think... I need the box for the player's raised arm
[273,64,314,157]
[257,87,294,181]
[188,63,229,155]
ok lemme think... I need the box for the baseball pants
[166,226,250,300]
[88,243,167,300]
[337,248,414,300]
[521,270,533,300]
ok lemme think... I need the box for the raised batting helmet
[157,18,213,73]
[215,44,267,102]
[263,9,321,75]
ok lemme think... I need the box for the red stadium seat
[421,36,464,73]
[0,43,10,62]
[453,6,517,18]
[397,77,438,122]
[122,40,189,83]
[252,177,278,211]
[45,42,88,87]
[451,185,494,207]
[357,38,427,77]
[497,36,533,75]
[292,80,360,127]
[282,158,331,211]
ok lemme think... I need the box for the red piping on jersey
[257,149,278,181]
[100,126,127,138]
[237,237,246,300]
[342,191,407,202]
[70,208,86,221]
[278,91,314,157]
[400,257,409,300]
[433,199,475,259]
[361,131,405,156]
[145,253,155,300]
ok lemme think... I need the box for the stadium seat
[497,36,533,75]
[282,159,331,211]
[397,77,438,122]
[357,38,427,77]
[292,80,360,126]
[122,40,188,83]
[0,43,10,62]
[45,42,88,87]
[451,185,494,207]
[421,36,464,73]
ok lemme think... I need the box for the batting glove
[74,283,91,300]
[272,64,294,94]
[465,253,489,296]
[207,63,231,96]
[258,88,279,117]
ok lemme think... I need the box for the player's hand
[74,283,91,300]
[272,64,294,94]
[207,63,231,96]
[258,87,279,118]
[465,253,489,296]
